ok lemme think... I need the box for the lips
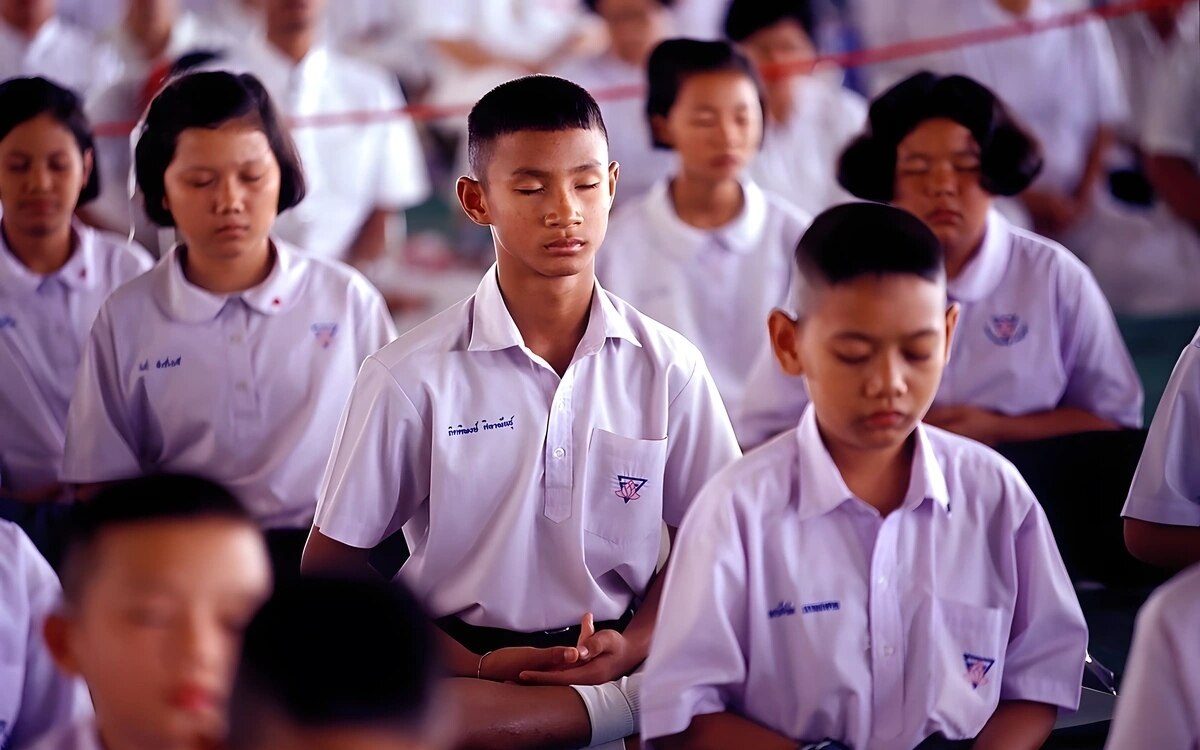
[545,237,585,252]
[214,224,251,237]
[17,200,57,214]
[864,410,906,429]
[927,209,962,225]
[169,683,217,713]
[710,154,741,169]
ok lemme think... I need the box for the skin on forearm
[1145,155,1200,231]
[344,208,391,269]
[1074,126,1116,202]
[654,712,797,750]
[1123,518,1200,569]
[617,526,677,662]
[300,527,381,579]
[972,700,1056,750]
[446,678,592,750]
[990,407,1118,444]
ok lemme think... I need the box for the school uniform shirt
[1122,327,1200,528]
[1104,562,1200,750]
[0,222,152,493]
[60,240,397,530]
[0,521,91,750]
[314,267,741,633]
[735,209,1143,447]
[641,407,1088,749]
[598,179,809,419]
[552,52,678,207]
[0,17,124,101]
[102,11,236,80]
[749,72,868,216]
[23,717,101,750]
[216,41,430,261]
[1143,23,1200,169]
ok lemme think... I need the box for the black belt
[436,608,635,653]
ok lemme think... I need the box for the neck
[944,225,987,280]
[267,26,315,64]
[2,8,51,37]
[995,0,1033,17]
[670,173,744,230]
[495,261,594,376]
[124,8,174,61]
[181,240,274,294]
[822,428,915,516]
[96,720,201,750]
[1,219,73,274]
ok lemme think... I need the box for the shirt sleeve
[1080,18,1129,129]
[1122,332,1200,526]
[1055,257,1144,428]
[734,345,809,450]
[661,355,741,528]
[371,73,431,210]
[6,525,91,748]
[997,476,1088,710]
[313,356,431,548]
[641,480,751,742]
[1104,565,1200,749]
[1141,34,1199,162]
[60,304,143,483]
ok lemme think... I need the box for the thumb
[576,613,596,658]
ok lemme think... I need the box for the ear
[943,301,961,361]
[456,176,491,227]
[607,160,620,207]
[649,114,672,149]
[768,308,806,377]
[81,148,94,187]
[43,612,83,677]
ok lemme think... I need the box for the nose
[27,161,54,192]
[544,185,582,228]
[215,175,246,214]
[926,161,958,196]
[174,611,227,679]
[865,350,909,399]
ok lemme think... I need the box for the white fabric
[0,521,92,750]
[23,717,101,750]
[1142,19,1200,166]
[101,10,235,80]
[641,408,1088,748]
[216,41,430,260]
[1105,563,1200,749]
[61,240,396,529]
[314,267,740,632]
[750,72,868,216]
[736,209,1143,447]
[1122,327,1200,527]
[0,222,152,492]
[0,17,124,101]
[599,178,809,419]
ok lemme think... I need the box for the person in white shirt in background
[101,0,235,80]
[215,0,430,270]
[554,0,678,207]
[668,0,728,39]
[321,0,431,101]
[0,0,123,101]
[724,0,867,216]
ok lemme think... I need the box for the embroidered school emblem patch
[963,653,995,689]
[984,314,1028,346]
[311,323,338,348]
[615,475,648,503]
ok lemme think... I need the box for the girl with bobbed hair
[61,71,397,578]
[0,77,152,514]
[736,72,1144,449]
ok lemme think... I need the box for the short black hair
[228,576,441,746]
[135,70,306,227]
[583,0,674,12]
[792,202,944,313]
[59,474,254,603]
[837,72,1042,202]
[0,76,101,206]
[724,0,815,42]
[646,38,767,149]
[467,75,608,180]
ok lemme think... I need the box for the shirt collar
[947,209,1011,303]
[644,177,769,258]
[243,38,330,106]
[793,406,951,521]
[0,220,101,294]
[0,16,62,55]
[467,265,641,354]
[154,239,306,323]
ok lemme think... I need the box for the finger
[519,660,610,686]
[577,629,618,661]
[576,613,595,657]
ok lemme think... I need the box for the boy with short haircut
[640,203,1088,750]
[227,576,447,750]
[304,74,740,749]
[31,474,272,750]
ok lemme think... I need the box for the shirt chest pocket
[930,598,1008,739]
[583,428,668,546]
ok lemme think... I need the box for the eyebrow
[899,148,980,159]
[832,329,940,343]
[510,162,603,179]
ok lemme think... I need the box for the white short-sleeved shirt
[0,521,92,750]
[641,408,1088,748]
[552,53,678,207]
[61,240,396,529]
[101,11,236,80]
[599,179,809,418]
[750,73,868,216]
[216,42,430,261]
[1142,24,1200,167]
[1122,327,1200,528]
[24,717,101,750]
[1105,562,1200,750]
[736,209,1143,447]
[0,17,124,101]
[314,268,741,632]
[0,222,152,493]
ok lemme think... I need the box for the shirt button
[883,645,895,657]
[235,382,249,392]
[230,335,243,344]
[877,576,888,587]
[552,447,566,459]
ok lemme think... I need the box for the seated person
[737,72,1142,448]
[227,576,446,750]
[32,474,272,750]
[642,202,1089,750]
[1122,326,1200,569]
[303,74,741,750]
